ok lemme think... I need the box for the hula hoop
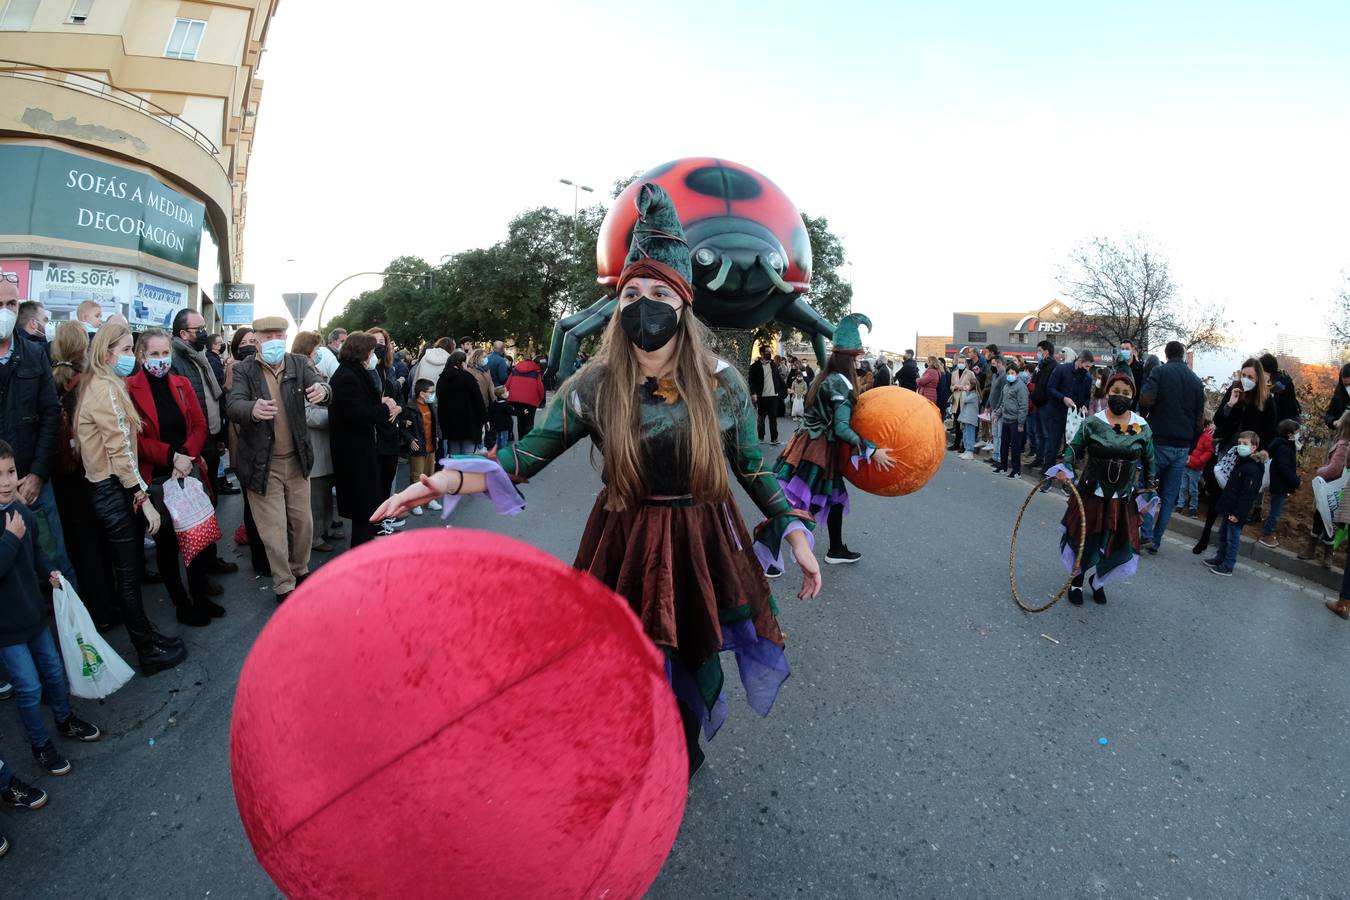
[1009,477,1087,613]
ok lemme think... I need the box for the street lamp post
[315,270,433,331]
[558,178,595,219]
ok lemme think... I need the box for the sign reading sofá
[0,145,204,270]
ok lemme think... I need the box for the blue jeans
[496,430,512,448]
[962,422,977,450]
[31,480,77,588]
[1148,445,1190,546]
[1213,519,1242,570]
[1262,494,1289,537]
[0,628,71,749]
[1177,468,1201,511]
[1025,409,1043,458]
[446,439,477,456]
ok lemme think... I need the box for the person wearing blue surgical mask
[1112,339,1143,407]
[225,318,331,604]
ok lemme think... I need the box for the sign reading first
[0,145,204,270]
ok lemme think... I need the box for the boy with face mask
[1204,431,1268,575]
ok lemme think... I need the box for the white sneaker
[960,451,975,460]
[427,499,443,511]
[383,517,407,529]
[411,506,424,517]
[375,523,396,537]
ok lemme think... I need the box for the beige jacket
[77,377,148,491]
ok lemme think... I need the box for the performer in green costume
[376,183,820,778]
[1050,371,1158,605]
[772,315,894,565]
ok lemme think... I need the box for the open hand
[143,503,161,536]
[871,447,896,471]
[4,510,25,539]
[789,533,821,600]
[372,472,453,522]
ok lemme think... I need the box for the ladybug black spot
[685,165,762,201]
[640,160,680,181]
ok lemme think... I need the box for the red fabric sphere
[839,386,946,496]
[230,529,687,899]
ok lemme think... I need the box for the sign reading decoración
[0,145,205,270]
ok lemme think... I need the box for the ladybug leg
[778,297,835,369]
[547,294,612,379]
[555,297,617,378]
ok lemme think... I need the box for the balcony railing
[0,58,225,173]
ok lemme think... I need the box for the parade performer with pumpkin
[373,183,820,777]
[772,314,896,564]
[1048,372,1158,605]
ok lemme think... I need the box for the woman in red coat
[126,328,222,626]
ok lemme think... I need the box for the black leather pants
[90,478,157,653]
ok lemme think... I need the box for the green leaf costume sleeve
[493,385,592,482]
[825,374,876,456]
[719,367,814,569]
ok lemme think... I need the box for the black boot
[108,539,187,675]
[1068,572,1084,605]
[678,702,706,780]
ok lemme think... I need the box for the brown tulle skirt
[573,490,784,672]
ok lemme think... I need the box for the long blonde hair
[50,320,88,393]
[79,323,141,433]
[578,304,728,512]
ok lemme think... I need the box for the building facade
[945,300,1113,363]
[0,0,278,330]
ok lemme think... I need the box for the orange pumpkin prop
[839,386,945,496]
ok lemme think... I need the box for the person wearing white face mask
[225,317,331,603]
[1213,357,1278,453]
[950,355,980,458]
[125,328,221,626]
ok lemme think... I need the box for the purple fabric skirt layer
[781,475,850,520]
[1058,526,1140,587]
[665,618,790,742]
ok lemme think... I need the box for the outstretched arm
[779,297,835,370]
[547,295,613,380]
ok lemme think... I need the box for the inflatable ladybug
[546,157,837,377]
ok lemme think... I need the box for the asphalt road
[3,428,1348,899]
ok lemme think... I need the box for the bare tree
[1058,234,1228,353]
[1332,271,1350,343]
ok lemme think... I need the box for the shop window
[165,18,207,60]
[67,0,93,24]
[0,0,40,30]
[966,331,987,343]
[1008,332,1028,345]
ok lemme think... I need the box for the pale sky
[243,0,1350,357]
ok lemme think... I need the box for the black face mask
[192,327,209,351]
[238,344,257,360]
[619,298,679,352]
[375,344,386,357]
[1107,394,1132,415]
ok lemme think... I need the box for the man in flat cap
[226,316,330,602]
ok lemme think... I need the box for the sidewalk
[968,443,1346,593]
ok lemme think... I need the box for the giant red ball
[230,529,687,899]
[839,386,946,496]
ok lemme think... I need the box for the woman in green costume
[1050,371,1158,605]
[374,183,820,777]
[772,315,894,565]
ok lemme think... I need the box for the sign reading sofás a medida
[0,145,205,270]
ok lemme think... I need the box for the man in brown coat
[226,316,330,602]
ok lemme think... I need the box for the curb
[965,444,1345,592]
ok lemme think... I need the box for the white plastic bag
[1313,471,1348,538]
[161,476,221,565]
[1064,406,1085,445]
[54,576,135,699]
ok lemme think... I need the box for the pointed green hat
[831,312,872,355]
[622,182,692,287]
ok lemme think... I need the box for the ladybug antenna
[758,255,794,294]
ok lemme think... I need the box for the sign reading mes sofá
[0,145,204,270]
